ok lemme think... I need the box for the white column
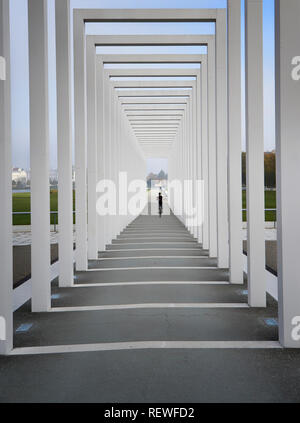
[227,0,243,284]
[216,9,229,268]
[182,111,187,225]
[73,12,87,270]
[207,42,218,258]
[86,39,98,259]
[108,84,114,243]
[96,59,105,251]
[275,0,300,347]
[200,61,209,250]
[55,0,74,286]
[196,74,203,244]
[28,0,51,312]
[103,80,111,244]
[186,99,192,230]
[191,90,198,238]
[0,0,13,355]
[245,0,266,307]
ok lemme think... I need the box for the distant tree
[147,172,156,181]
[157,170,167,179]
[264,152,276,188]
[241,151,276,189]
[16,180,26,189]
[241,152,246,186]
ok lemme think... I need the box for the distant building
[147,170,168,189]
[12,168,28,185]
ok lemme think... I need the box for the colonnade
[1,0,300,354]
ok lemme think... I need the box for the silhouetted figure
[158,192,163,217]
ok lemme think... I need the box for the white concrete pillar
[183,108,188,226]
[118,101,124,233]
[55,0,74,287]
[207,41,218,258]
[200,62,209,250]
[0,0,13,355]
[111,91,117,241]
[96,60,105,251]
[103,80,111,244]
[227,0,243,284]
[191,90,198,238]
[86,39,98,259]
[73,12,88,270]
[196,73,203,245]
[108,84,114,243]
[275,0,300,347]
[182,111,187,224]
[186,99,192,230]
[216,9,229,268]
[245,0,266,307]
[116,98,122,235]
[28,0,51,312]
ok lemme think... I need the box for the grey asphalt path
[98,249,209,258]
[1,348,300,402]
[50,280,246,308]
[107,242,203,250]
[14,302,277,349]
[7,210,291,403]
[88,257,217,269]
[74,268,229,284]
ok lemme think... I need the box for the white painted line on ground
[118,230,193,238]
[110,242,200,246]
[122,228,189,231]
[127,225,183,227]
[50,303,249,312]
[87,266,219,272]
[73,281,229,287]
[125,231,188,232]
[10,340,282,355]
[120,236,193,239]
[95,256,215,261]
[126,229,187,231]
[101,248,205,252]
[117,236,195,240]
[120,232,192,234]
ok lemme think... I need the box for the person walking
[158,192,163,217]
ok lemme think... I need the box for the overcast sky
[9,0,275,173]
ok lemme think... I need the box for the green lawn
[12,189,277,225]
[242,190,276,222]
[12,190,76,225]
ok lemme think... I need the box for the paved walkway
[2,209,300,402]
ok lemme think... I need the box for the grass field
[12,190,76,225]
[242,190,276,222]
[12,189,276,225]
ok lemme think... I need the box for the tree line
[242,151,276,188]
